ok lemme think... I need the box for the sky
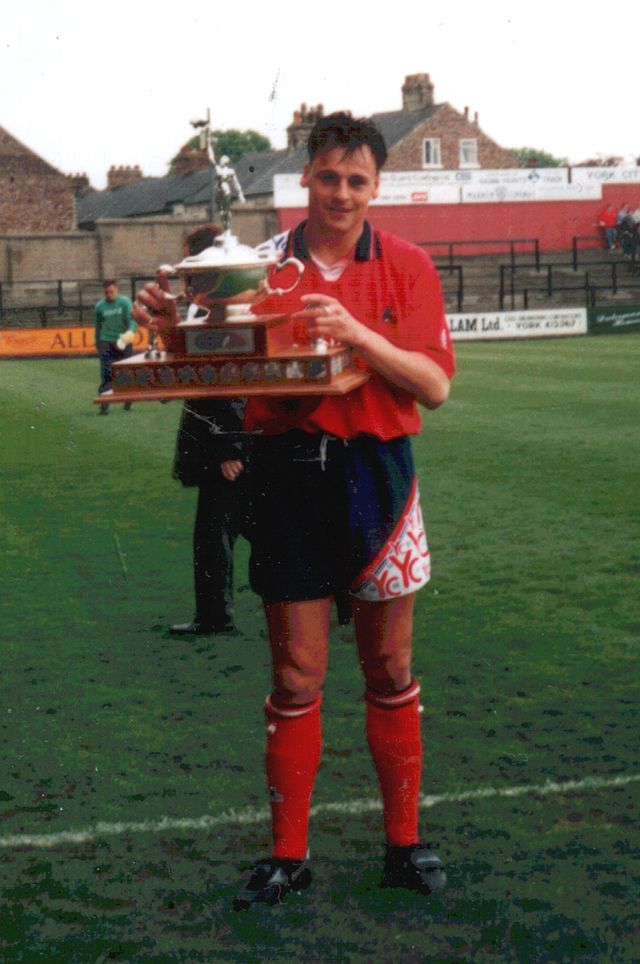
[1,0,638,189]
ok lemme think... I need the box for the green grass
[0,338,638,962]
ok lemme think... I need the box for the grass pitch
[0,336,638,962]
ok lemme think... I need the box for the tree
[510,147,568,168]
[213,129,272,162]
[189,129,272,162]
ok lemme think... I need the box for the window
[459,139,479,168]
[423,138,442,168]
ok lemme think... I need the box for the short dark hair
[307,112,388,170]
[184,223,223,256]
[102,279,117,289]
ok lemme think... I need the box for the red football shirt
[245,222,455,441]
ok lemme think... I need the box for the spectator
[169,395,251,635]
[619,210,638,260]
[94,280,137,414]
[597,204,618,251]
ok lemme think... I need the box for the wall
[0,234,99,282]
[1,178,638,286]
[0,208,277,284]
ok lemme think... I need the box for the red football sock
[365,680,422,847]
[265,693,322,860]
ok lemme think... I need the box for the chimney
[67,172,92,197]
[286,103,325,150]
[107,164,143,189]
[401,73,435,112]
[171,146,210,177]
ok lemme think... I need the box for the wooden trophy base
[94,314,369,404]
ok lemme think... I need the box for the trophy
[96,121,369,405]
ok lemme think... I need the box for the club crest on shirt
[382,307,397,326]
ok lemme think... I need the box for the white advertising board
[274,168,602,207]
[446,308,588,340]
[461,183,600,203]
[571,166,640,186]
[470,168,569,186]
[274,173,460,207]
[374,181,460,205]
[369,168,569,187]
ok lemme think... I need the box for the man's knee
[354,595,415,693]
[273,664,325,705]
[361,649,413,694]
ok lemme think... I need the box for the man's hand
[220,459,244,482]
[132,275,180,330]
[295,293,368,350]
[116,329,136,351]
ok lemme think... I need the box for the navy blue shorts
[249,431,431,604]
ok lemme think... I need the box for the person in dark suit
[169,395,251,635]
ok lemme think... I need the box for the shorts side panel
[351,476,431,601]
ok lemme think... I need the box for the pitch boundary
[1,772,638,851]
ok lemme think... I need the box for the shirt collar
[288,220,380,262]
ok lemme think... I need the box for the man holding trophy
[135,111,455,909]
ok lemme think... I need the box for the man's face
[104,284,118,302]
[301,145,380,237]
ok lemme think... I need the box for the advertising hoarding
[447,308,588,341]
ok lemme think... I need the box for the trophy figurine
[215,155,245,232]
[96,113,369,406]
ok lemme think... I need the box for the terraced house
[0,124,75,233]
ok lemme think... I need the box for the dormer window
[423,138,442,169]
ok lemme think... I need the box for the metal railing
[500,259,640,310]
[437,264,464,312]
[0,276,156,327]
[572,234,609,269]
[420,237,541,270]
[2,258,639,324]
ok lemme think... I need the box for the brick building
[76,73,516,226]
[282,76,516,173]
[230,74,517,208]
[0,124,76,233]
[379,73,517,171]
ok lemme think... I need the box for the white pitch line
[1,772,638,851]
[113,531,128,579]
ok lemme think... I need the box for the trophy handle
[264,257,305,297]
[186,301,211,324]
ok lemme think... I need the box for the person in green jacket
[94,279,137,414]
